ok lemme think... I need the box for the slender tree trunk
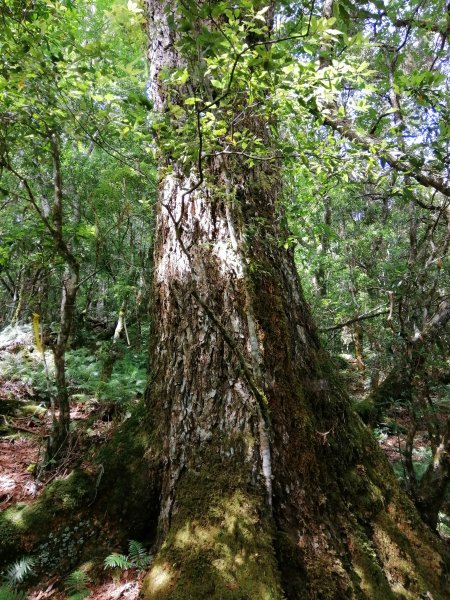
[46,132,80,461]
[12,268,26,324]
[47,265,79,460]
[100,302,127,382]
[369,297,450,526]
[313,196,331,298]
[141,3,449,598]
[352,321,365,371]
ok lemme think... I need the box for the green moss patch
[0,470,94,567]
[142,437,283,600]
[0,401,161,571]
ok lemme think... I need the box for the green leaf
[184,97,202,105]
[65,570,89,595]
[104,553,131,570]
[5,557,35,585]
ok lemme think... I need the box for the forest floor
[0,376,144,599]
[26,574,144,600]
[0,375,115,510]
[377,407,430,464]
[0,327,145,599]
[0,332,445,598]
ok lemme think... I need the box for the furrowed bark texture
[142,2,449,598]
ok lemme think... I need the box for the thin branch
[321,306,389,332]
[0,161,57,237]
[0,276,14,297]
[393,16,450,35]
[320,112,450,197]
[411,296,450,344]
[203,30,315,113]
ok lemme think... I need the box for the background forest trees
[0,0,154,459]
[0,0,449,598]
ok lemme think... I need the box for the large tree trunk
[141,2,449,598]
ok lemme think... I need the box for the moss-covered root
[371,499,449,599]
[0,403,160,571]
[141,472,283,600]
[336,438,448,598]
[0,469,95,568]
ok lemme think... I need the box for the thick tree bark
[141,2,449,598]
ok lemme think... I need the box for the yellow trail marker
[32,313,43,353]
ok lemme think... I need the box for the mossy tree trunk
[141,2,449,598]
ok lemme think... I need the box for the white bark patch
[197,427,213,443]
[225,193,272,505]
[156,175,246,282]
[246,311,263,374]
[155,176,192,283]
[259,417,273,507]
[212,240,244,278]
[297,325,307,344]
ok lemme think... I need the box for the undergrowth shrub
[104,539,151,571]
[0,350,53,400]
[65,348,101,396]
[3,556,35,587]
[96,352,146,404]
[64,569,89,600]
[0,585,26,600]
[0,556,35,600]
[0,343,146,410]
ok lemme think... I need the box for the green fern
[104,540,151,571]
[5,557,35,586]
[128,540,150,569]
[65,570,89,595]
[0,584,26,600]
[103,553,131,570]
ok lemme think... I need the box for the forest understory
[0,325,151,600]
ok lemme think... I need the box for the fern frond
[5,556,35,585]
[0,585,26,600]
[128,540,146,561]
[135,554,152,570]
[128,540,151,570]
[65,570,89,594]
[103,553,131,570]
